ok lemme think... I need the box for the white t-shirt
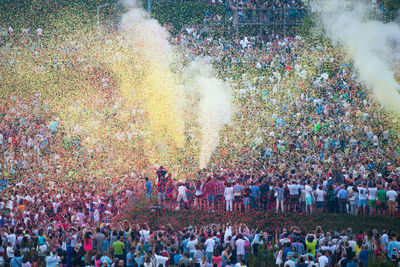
[387,190,398,201]
[368,187,377,200]
[358,187,367,200]
[224,187,234,200]
[288,184,300,195]
[348,240,356,251]
[6,246,15,258]
[139,230,150,242]
[205,238,215,253]
[305,185,313,197]
[53,202,60,213]
[318,255,329,267]
[154,255,169,267]
[187,239,198,253]
[178,185,187,196]
[235,238,246,255]
[4,233,16,245]
[284,260,295,267]
[316,189,325,201]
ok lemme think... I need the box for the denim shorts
[146,192,152,200]
[158,192,166,200]
[358,199,367,207]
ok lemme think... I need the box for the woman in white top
[194,180,204,210]
[177,183,188,207]
[275,246,284,266]
[143,255,152,267]
[224,183,234,212]
[304,181,314,214]
[200,256,213,267]
[315,185,326,213]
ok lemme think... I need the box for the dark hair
[22,256,29,264]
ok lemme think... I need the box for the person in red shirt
[203,178,216,212]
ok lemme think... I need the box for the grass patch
[121,206,400,233]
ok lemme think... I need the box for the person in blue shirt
[38,229,46,245]
[174,249,183,265]
[388,236,400,258]
[144,177,152,205]
[180,233,190,253]
[126,247,135,267]
[10,251,23,267]
[346,257,358,267]
[134,251,144,267]
[250,183,260,210]
[337,185,348,213]
[168,248,177,266]
[283,242,291,260]
[291,237,305,255]
[100,252,113,267]
[367,161,376,171]
[358,245,368,266]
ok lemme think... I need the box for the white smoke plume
[187,61,233,169]
[317,0,400,114]
[120,0,173,66]
[120,0,233,169]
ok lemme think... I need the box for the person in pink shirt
[212,250,222,267]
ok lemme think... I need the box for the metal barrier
[231,7,308,35]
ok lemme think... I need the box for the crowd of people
[1,212,400,267]
[1,0,400,265]
[219,0,305,9]
[148,166,400,217]
[169,19,400,217]
[274,226,400,267]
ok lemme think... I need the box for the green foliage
[297,12,315,37]
[150,1,225,33]
[368,252,397,267]
[125,205,400,234]
[0,0,225,35]
[0,0,107,30]
[249,244,277,267]
[384,0,400,20]
[297,12,329,45]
